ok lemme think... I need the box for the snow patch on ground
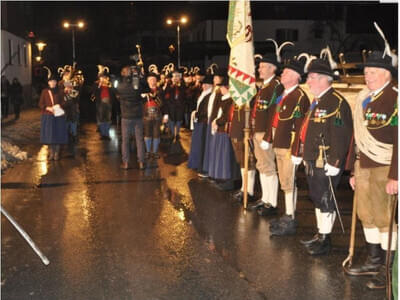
[1,109,41,172]
[1,140,28,170]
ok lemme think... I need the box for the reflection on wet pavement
[1,123,386,300]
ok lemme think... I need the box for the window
[17,44,21,65]
[24,44,27,66]
[276,29,298,44]
[8,39,13,65]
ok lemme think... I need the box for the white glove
[211,120,218,135]
[162,114,169,123]
[260,140,271,150]
[324,163,340,176]
[291,155,303,166]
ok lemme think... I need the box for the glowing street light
[166,16,189,68]
[36,42,47,52]
[62,20,85,64]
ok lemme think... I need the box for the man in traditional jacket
[291,59,353,255]
[264,57,310,236]
[344,51,398,290]
[244,54,283,214]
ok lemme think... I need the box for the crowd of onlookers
[1,75,24,120]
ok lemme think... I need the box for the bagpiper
[292,58,353,256]
[163,68,186,141]
[143,67,166,159]
[91,65,116,140]
[344,23,398,290]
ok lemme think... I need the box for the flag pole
[243,103,250,209]
[226,0,256,211]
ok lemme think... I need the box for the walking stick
[320,134,345,233]
[342,191,358,270]
[386,194,397,300]
[1,205,50,265]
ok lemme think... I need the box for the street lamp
[63,21,85,64]
[35,42,46,63]
[166,16,188,68]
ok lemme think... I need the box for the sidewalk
[1,108,41,172]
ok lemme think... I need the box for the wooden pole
[243,103,251,209]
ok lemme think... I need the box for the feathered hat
[358,22,398,75]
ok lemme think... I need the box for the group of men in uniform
[186,38,397,292]
[90,63,205,169]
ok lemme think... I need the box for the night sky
[4,1,397,78]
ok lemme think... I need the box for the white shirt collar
[263,75,275,85]
[317,86,333,99]
[222,93,231,100]
[371,81,390,96]
[284,84,298,96]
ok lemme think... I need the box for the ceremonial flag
[226,0,257,106]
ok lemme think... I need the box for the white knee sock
[240,168,255,196]
[319,211,336,234]
[315,208,321,231]
[260,173,278,207]
[284,188,297,216]
[363,227,381,244]
[380,231,398,251]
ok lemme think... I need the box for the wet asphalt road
[1,120,386,300]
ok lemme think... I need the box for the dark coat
[116,77,146,120]
[293,87,353,168]
[266,86,310,149]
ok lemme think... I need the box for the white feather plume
[297,53,317,73]
[374,21,398,67]
[266,39,294,63]
[320,46,338,70]
[148,64,159,74]
[207,63,218,75]
[43,66,52,80]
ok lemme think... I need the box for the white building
[1,29,32,106]
[185,19,349,67]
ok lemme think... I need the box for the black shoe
[366,265,386,289]
[257,203,278,216]
[270,216,297,236]
[300,233,320,247]
[306,234,331,256]
[232,191,256,203]
[270,214,294,229]
[344,243,383,276]
[216,180,234,191]
[145,152,151,159]
[366,250,395,289]
[138,162,145,170]
[246,199,264,211]
[152,152,160,159]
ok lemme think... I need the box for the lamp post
[63,21,85,64]
[35,42,46,63]
[166,16,188,68]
